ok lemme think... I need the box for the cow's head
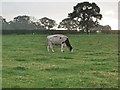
[69,45,73,52]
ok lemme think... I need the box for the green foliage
[2,34,118,88]
[58,18,81,30]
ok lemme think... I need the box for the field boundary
[2,30,120,34]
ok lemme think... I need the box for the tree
[103,25,111,30]
[68,2,102,34]
[0,16,11,30]
[58,18,81,30]
[13,15,31,23]
[90,25,111,33]
[9,15,44,30]
[39,17,57,30]
[0,16,7,23]
[9,15,32,30]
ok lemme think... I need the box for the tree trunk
[86,27,89,34]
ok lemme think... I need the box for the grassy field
[2,34,118,88]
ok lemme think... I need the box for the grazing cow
[47,34,73,52]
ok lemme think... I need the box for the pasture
[2,34,118,88]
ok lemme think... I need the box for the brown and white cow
[47,34,73,52]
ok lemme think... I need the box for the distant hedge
[2,30,83,34]
[2,30,120,34]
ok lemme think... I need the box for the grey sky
[1,0,119,30]
[2,2,76,22]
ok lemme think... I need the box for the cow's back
[47,34,68,45]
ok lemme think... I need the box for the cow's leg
[61,43,65,52]
[47,41,51,52]
[48,41,54,52]
[47,45,50,52]
[51,46,54,52]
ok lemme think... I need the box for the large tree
[68,2,102,34]
[39,17,57,30]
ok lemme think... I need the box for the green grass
[2,34,118,88]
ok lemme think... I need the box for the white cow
[47,34,73,52]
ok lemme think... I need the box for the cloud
[104,11,115,16]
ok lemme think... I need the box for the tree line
[1,16,57,30]
[1,2,111,34]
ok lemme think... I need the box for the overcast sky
[1,0,119,30]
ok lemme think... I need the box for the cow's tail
[65,38,73,52]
